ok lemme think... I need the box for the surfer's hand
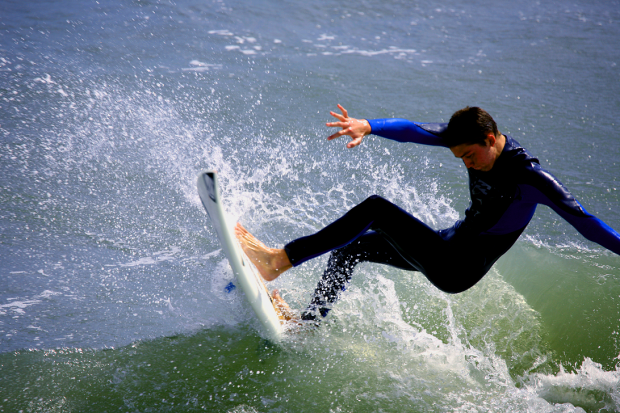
[326,104,371,149]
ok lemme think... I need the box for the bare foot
[271,289,299,323]
[234,223,292,281]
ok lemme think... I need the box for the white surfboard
[197,170,283,341]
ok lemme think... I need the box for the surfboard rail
[197,170,283,341]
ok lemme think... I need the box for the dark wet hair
[444,106,499,147]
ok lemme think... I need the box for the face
[450,139,498,172]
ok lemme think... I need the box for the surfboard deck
[197,170,284,341]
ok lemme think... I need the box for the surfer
[236,104,620,322]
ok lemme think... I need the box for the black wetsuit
[282,119,620,321]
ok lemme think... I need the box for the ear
[485,132,497,147]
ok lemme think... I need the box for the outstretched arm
[521,167,620,255]
[368,118,449,147]
[547,201,620,256]
[326,104,449,148]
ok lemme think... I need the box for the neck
[495,134,506,155]
[486,134,506,171]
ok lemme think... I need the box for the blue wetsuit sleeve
[367,118,449,147]
[520,168,620,255]
[544,198,620,255]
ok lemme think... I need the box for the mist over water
[2,0,620,411]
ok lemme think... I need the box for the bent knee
[360,195,395,213]
[365,194,387,204]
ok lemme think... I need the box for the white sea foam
[0,290,61,316]
[119,247,181,267]
[282,267,594,412]
[208,29,233,36]
[526,358,620,412]
[339,47,418,57]
[182,61,223,72]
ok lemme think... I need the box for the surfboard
[197,170,284,341]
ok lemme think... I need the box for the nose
[463,159,473,169]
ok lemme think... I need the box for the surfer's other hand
[326,104,371,149]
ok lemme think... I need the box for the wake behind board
[197,170,283,341]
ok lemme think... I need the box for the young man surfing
[236,105,620,322]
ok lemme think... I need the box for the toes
[235,223,245,235]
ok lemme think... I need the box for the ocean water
[1,0,620,411]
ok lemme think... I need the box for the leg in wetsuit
[283,195,523,321]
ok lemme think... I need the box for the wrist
[361,119,372,136]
